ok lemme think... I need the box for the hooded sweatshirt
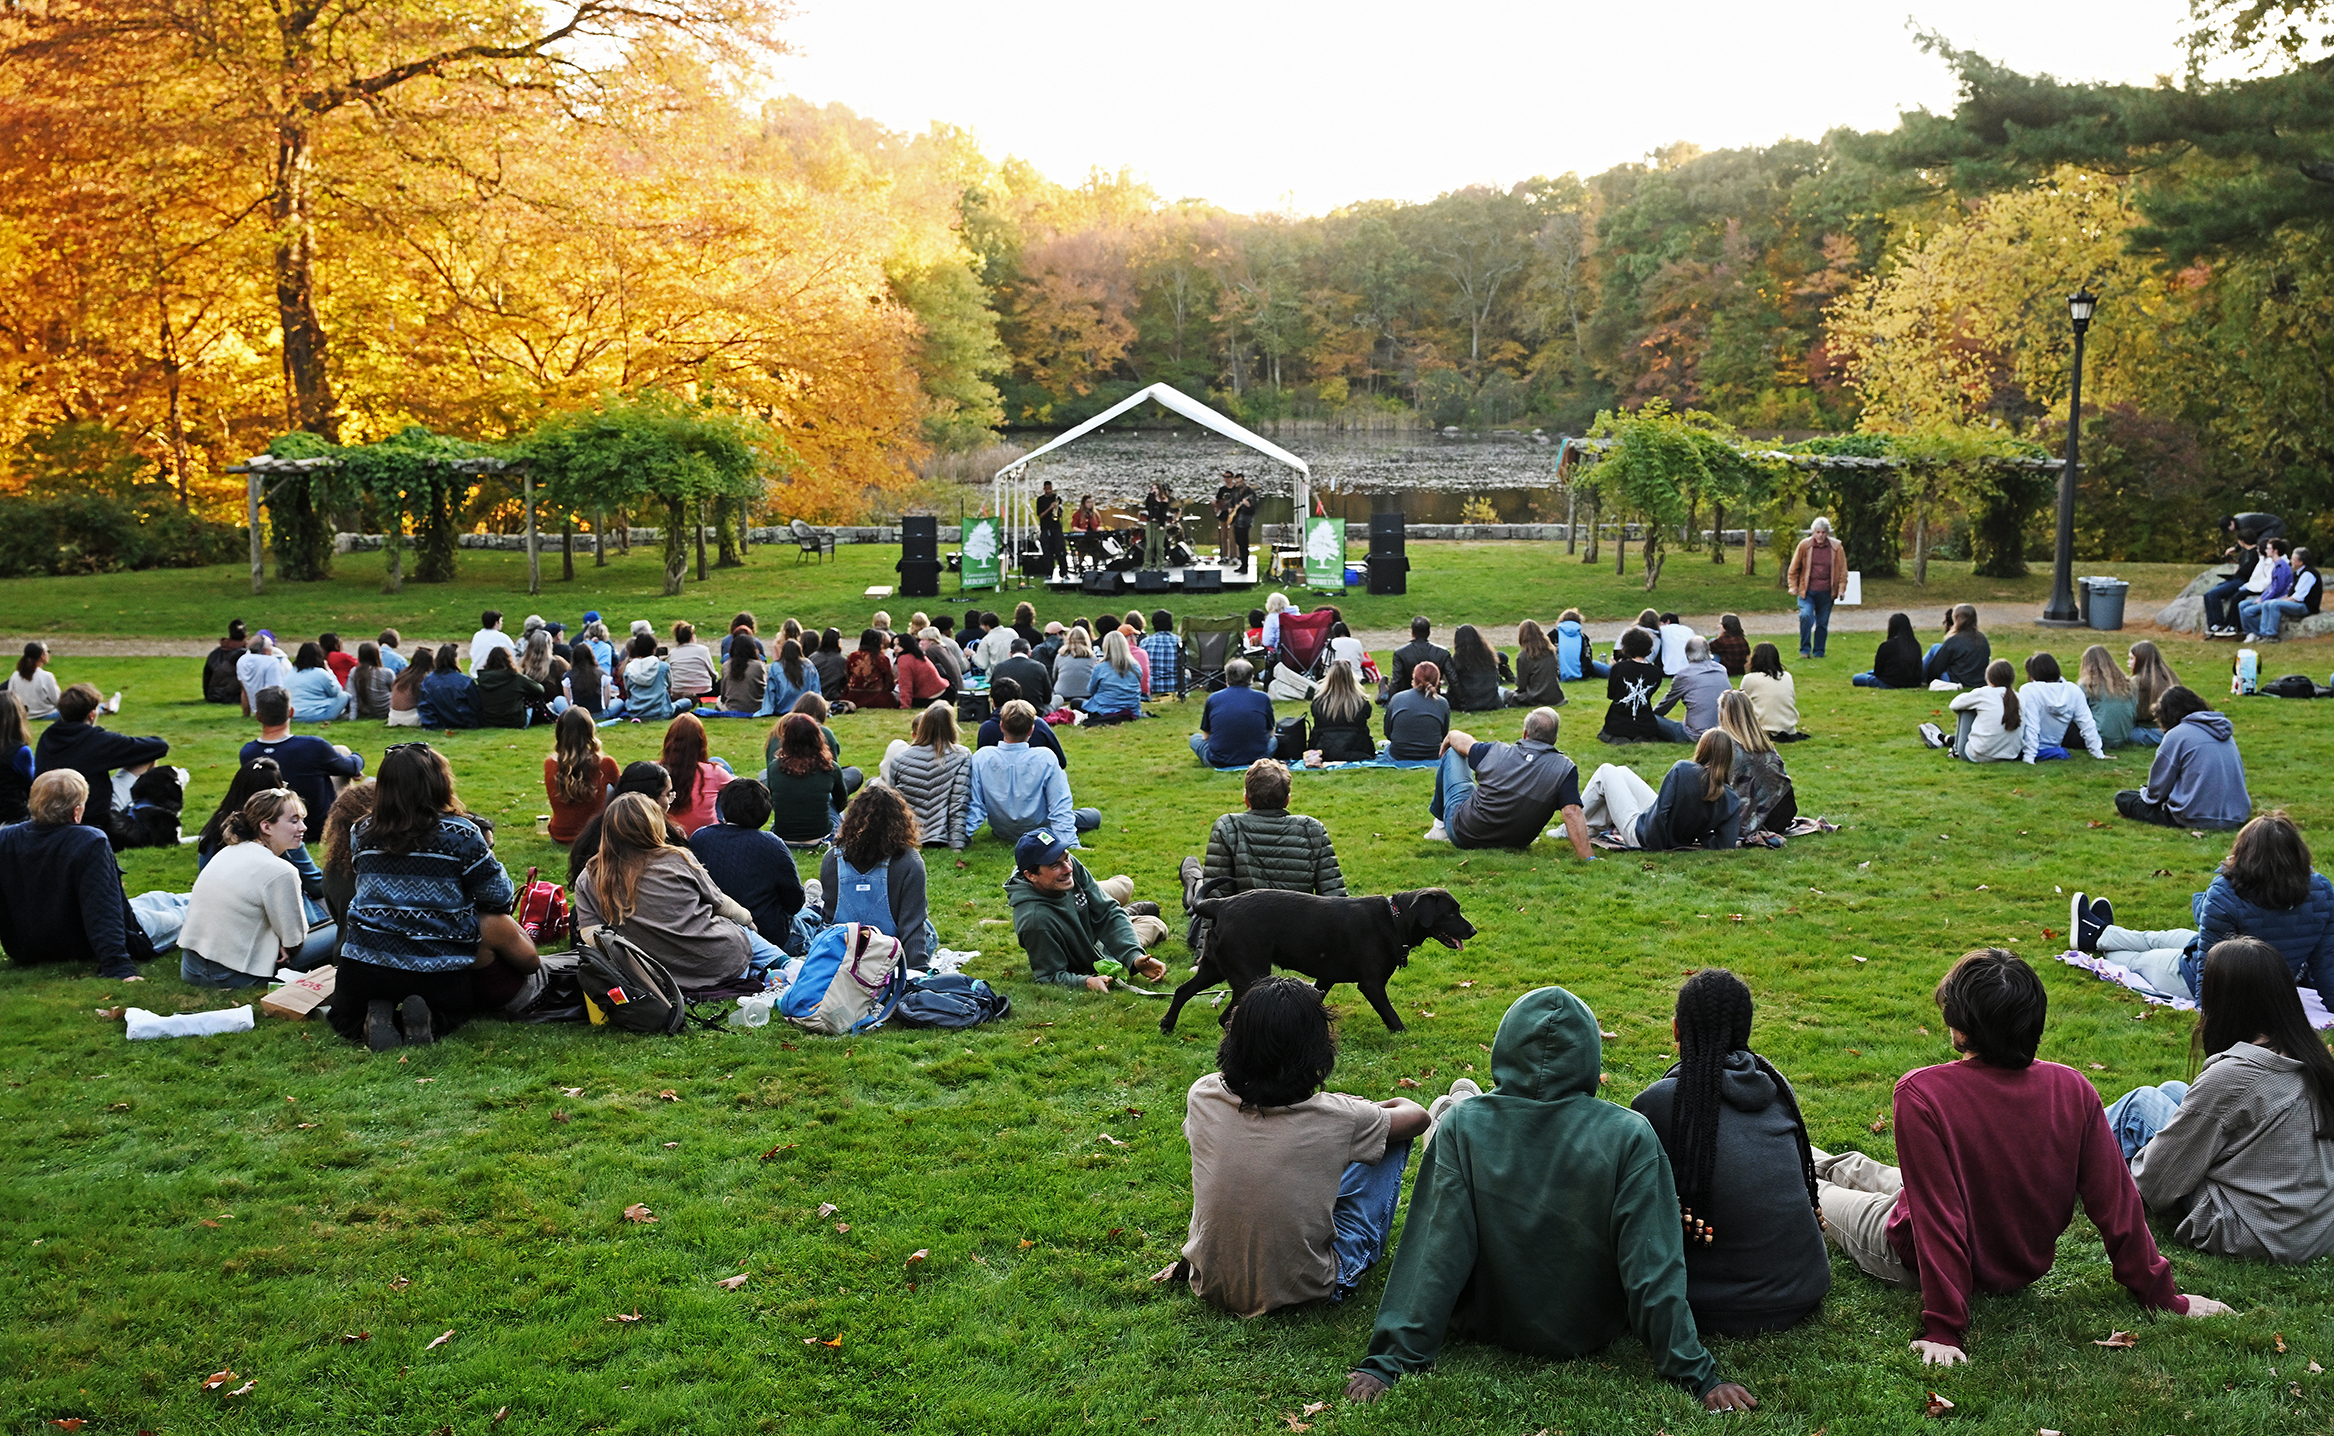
[2129,1041,2334,1264]
[1554,620,1597,682]
[2141,711,2249,829]
[1357,988,1721,1397]
[1632,1053,1831,1335]
[2017,679,2104,761]
[1005,859,1145,990]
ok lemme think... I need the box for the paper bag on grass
[261,965,336,1020]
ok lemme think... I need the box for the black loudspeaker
[897,558,941,598]
[1184,568,1223,593]
[901,514,939,563]
[1134,569,1171,593]
[1366,555,1408,596]
[1081,570,1125,597]
[1369,511,1406,552]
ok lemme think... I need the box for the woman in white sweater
[180,787,328,987]
[1929,659,2023,762]
[2014,651,2105,763]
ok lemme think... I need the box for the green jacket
[1005,859,1145,990]
[1357,987,1720,1397]
[1202,807,1346,895]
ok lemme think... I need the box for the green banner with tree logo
[1304,516,1346,590]
[960,516,1002,590]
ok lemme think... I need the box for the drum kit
[1065,508,1198,573]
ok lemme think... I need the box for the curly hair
[836,782,921,871]
[1216,975,1338,1113]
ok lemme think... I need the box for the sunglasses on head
[385,741,434,756]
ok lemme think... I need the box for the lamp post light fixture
[2039,288,2099,626]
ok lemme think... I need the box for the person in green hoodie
[1007,828,1167,991]
[1346,986,1758,1413]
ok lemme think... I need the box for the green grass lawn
[6,608,2331,1433]
[0,542,2203,641]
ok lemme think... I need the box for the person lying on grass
[1631,968,1830,1337]
[1810,948,2232,1366]
[1005,828,1166,992]
[1151,975,1430,1316]
[1346,985,1758,1413]
[1423,706,1592,858]
[2102,936,2334,1264]
[2071,809,2334,1011]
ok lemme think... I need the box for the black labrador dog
[1159,888,1476,1035]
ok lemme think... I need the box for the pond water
[1002,428,1566,530]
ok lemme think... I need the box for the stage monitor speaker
[896,557,941,598]
[1134,569,1171,593]
[1081,570,1125,597]
[1183,568,1223,593]
[1366,554,1408,596]
[900,514,939,563]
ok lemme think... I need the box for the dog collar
[1387,895,1399,923]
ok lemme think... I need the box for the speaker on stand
[1367,511,1408,595]
[898,515,941,597]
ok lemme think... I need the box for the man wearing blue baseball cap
[1006,829,1167,992]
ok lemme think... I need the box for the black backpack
[1272,715,1309,761]
[2263,674,2320,699]
[577,929,689,1034]
[202,648,242,705]
[891,972,1012,1028]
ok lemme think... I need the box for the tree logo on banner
[1304,516,1346,589]
[961,516,1001,590]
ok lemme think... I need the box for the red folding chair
[1275,610,1338,678]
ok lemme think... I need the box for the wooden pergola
[224,454,532,596]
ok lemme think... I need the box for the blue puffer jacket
[2179,871,2334,1012]
[1555,620,1597,682]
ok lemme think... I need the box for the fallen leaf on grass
[52,1419,86,1430]
[339,1331,370,1344]
[761,1144,795,1160]
[1600,1029,1620,1039]
[1282,1419,1311,1433]
[1018,1239,1035,1249]
[817,1202,838,1218]
[2152,868,2174,877]
[1924,1391,1954,1417]
[553,1111,570,1123]
[716,1273,749,1290]
[414,1077,435,1085]
[2087,820,2107,829]
[2041,1429,2063,1435]
[1869,1119,1891,1134]
[835,1222,852,1233]
[605,1310,644,1323]
[561,1087,584,1096]
[2094,1330,2138,1348]
[657,1089,678,1101]
[1394,1077,1420,1089]
[662,1141,680,1149]
[224,1382,255,1399]
[199,1219,220,1228]
[907,1249,928,1265]
[494,1408,510,1423]
[2089,1063,2107,1071]
[623,1203,657,1224]
[296,1122,317,1129]
[95,1007,124,1019]
[814,1335,843,1347]
[425,1330,455,1351]
[1097,1132,1127,1147]
[2277,1332,2289,1352]
[1301,1402,1329,1416]
[1124,1107,1144,1118]
[1457,980,1474,987]
[200,1370,237,1392]
[390,1276,410,1290]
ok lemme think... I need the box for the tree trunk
[247,470,265,595]
[416,480,458,583]
[1711,502,1726,564]
[381,500,404,595]
[1615,517,1627,575]
[663,499,687,595]
[1744,504,1758,576]
[562,514,575,581]
[271,117,339,443]
[595,509,607,567]
[1565,488,1578,555]
[157,290,192,509]
[716,496,745,568]
[267,472,332,581]
[1643,532,1664,591]
[1685,497,1699,552]
[524,471,540,596]
[695,499,708,581]
[1914,497,1931,586]
[618,513,630,555]
[1583,497,1601,563]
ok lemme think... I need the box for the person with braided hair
[1629,970,1829,1336]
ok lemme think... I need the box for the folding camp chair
[1179,614,1246,696]
[1275,610,1338,679]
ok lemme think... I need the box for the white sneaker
[1918,722,1947,749]
[102,691,122,714]
[1423,820,1450,842]
[801,878,823,912]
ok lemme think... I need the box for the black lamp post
[2039,288,2099,626]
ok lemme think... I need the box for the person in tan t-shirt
[1153,975,1429,1316]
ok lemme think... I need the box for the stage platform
[1041,557,1269,593]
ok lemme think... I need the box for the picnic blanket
[1207,756,1441,774]
[2057,948,2334,1029]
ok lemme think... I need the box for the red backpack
[513,866,570,947]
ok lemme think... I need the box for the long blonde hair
[2078,644,2132,703]
[592,792,685,927]
[1314,659,1369,722]
[1102,630,1135,676]
[1690,730,1736,803]
[912,700,960,756]
[2129,640,2179,726]
[1715,689,1772,756]
[1062,627,1093,659]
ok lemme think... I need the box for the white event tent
[989,382,1311,567]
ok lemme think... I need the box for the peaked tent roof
[994,382,1309,481]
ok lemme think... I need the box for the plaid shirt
[1139,632,1182,696]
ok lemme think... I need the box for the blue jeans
[2202,579,2247,631]
[180,923,337,987]
[1798,590,1834,657]
[1331,1138,1414,1298]
[744,925,785,980]
[2243,597,2307,637]
[1189,733,1213,763]
[1430,748,1475,822]
[2128,726,2163,746]
[1851,672,1892,688]
[2104,1081,2188,1162]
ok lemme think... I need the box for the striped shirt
[343,814,514,972]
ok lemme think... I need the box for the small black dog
[1159,887,1476,1035]
[113,766,187,850]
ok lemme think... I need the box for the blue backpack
[892,972,1012,1029]
[778,922,907,1035]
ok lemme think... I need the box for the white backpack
[778,922,908,1035]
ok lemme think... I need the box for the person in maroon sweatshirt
[1809,949,2232,1364]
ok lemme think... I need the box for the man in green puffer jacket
[1346,986,1757,1413]
[1200,760,1346,896]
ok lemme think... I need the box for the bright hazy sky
[766,0,2200,214]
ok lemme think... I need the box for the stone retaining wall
[335,524,1772,552]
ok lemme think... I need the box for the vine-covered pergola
[226,453,531,596]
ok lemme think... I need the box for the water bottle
[729,992,774,1029]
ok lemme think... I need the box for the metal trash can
[2086,577,2129,631]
